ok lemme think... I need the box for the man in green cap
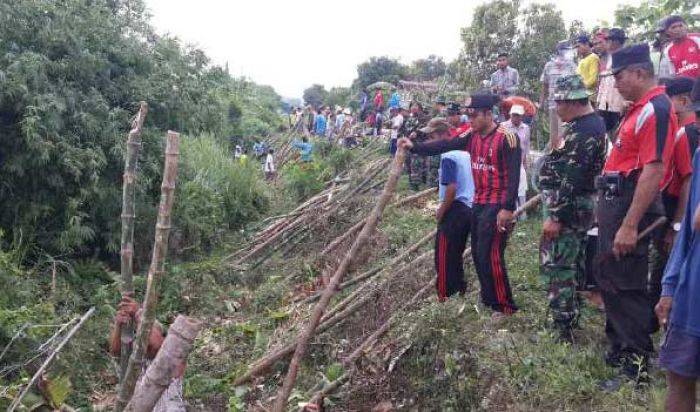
[404,100,431,189]
[538,74,607,341]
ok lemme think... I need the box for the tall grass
[174,134,269,255]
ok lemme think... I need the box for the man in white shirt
[264,149,276,180]
[389,107,404,156]
[502,104,531,218]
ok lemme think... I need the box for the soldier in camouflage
[404,100,431,190]
[538,74,607,340]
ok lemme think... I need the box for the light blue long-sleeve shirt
[662,150,700,337]
[314,114,326,135]
[389,92,400,109]
[292,140,313,162]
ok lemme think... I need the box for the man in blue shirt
[292,136,313,163]
[389,87,401,110]
[657,76,700,412]
[314,109,326,136]
[420,118,475,300]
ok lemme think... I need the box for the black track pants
[434,202,471,300]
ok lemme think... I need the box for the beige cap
[509,104,525,116]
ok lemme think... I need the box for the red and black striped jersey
[411,124,522,210]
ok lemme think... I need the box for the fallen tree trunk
[124,316,202,412]
[116,131,180,412]
[271,149,407,412]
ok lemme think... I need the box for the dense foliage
[0,0,282,260]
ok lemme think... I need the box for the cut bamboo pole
[119,102,148,383]
[124,316,202,412]
[8,307,95,412]
[271,149,407,412]
[115,131,180,412]
[307,279,435,408]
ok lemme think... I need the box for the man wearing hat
[404,100,431,190]
[596,43,678,381]
[503,104,531,217]
[658,15,700,78]
[656,75,700,412]
[446,102,470,138]
[538,75,607,341]
[597,28,628,134]
[417,118,474,300]
[433,96,447,116]
[651,76,699,307]
[575,33,600,101]
[399,92,522,318]
[541,40,578,148]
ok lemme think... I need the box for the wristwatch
[673,222,682,232]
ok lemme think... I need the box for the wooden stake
[119,102,148,383]
[271,149,407,412]
[115,131,180,412]
[124,316,202,412]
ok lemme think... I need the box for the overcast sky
[145,0,633,99]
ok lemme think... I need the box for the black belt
[594,171,639,197]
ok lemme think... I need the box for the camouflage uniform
[403,106,431,190]
[538,75,606,334]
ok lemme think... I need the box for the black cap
[660,76,695,97]
[446,102,461,115]
[465,93,497,110]
[690,77,700,112]
[657,15,685,33]
[575,33,591,46]
[607,28,627,42]
[611,43,652,75]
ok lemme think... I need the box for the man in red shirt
[373,87,384,110]
[596,44,678,383]
[398,93,522,319]
[651,77,699,307]
[446,102,470,138]
[660,15,700,78]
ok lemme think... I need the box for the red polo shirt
[604,86,677,176]
[449,123,471,139]
[662,114,698,197]
[665,34,700,78]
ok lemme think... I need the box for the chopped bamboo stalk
[271,149,407,412]
[115,131,180,412]
[390,186,437,208]
[307,279,435,409]
[124,316,202,412]
[119,102,148,383]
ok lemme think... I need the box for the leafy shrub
[173,134,269,255]
[282,162,329,202]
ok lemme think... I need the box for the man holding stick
[595,44,677,383]
[399,92,522,318]
[538,74,607,341]
[417,118,474,300]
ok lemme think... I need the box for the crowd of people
[396,15,699,407]
[108,14,699,409]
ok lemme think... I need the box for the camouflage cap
[434,95,447,104]
[552,74,592,101]
[419,118,450,134]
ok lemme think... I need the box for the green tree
[512,3,567,98]
[0,0,282,257]
[614,0,699,41]
[351,56,409,91]
[303,84,329,108]
[325,87,352,109]
[409,55,447,81]
[456,0,520,89]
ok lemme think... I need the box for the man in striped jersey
[399,92,522,319]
